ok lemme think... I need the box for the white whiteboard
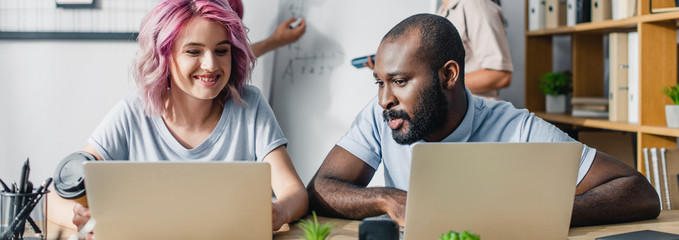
[269,0,435,185]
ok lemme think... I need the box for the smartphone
[351,54,375,68]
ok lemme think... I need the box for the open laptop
[83,161,272,240]
[403,142,582,239]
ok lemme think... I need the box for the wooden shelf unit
[525,0,678,173]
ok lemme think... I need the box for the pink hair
[134,0,256,116]
[227,0,243,19]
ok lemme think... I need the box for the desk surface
[48,210,679,239]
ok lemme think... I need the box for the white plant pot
[546,94,567,114]
[666,105,679,128]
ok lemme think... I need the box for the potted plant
[539,71,572,114]
[298,211,332,240]
[664,85,679,128]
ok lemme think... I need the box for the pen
[0,178,10,192]
[289,17,303,29]
[0,178,52,239]
[0,189,48,239]
[17,158,30,238]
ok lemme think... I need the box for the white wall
[499,0,526,109]
[0,40,137,184]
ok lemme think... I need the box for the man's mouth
[388,118,404,130]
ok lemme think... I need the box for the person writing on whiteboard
[307,14,659,227]
[53,0,307,237]
[228,0,306,58]
[364,0,511,100]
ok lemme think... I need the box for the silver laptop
[83,161,272,240]
[403,142,582,240]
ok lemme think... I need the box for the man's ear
[440,60,460,90]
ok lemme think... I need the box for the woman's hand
[73,203,95,240]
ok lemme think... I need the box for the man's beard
[382,74,449,145]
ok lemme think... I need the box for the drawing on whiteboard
[274,0,345,84]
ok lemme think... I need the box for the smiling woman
[50,0,308,238]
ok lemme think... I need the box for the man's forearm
[308,176,406,220]
[571,175,660,227]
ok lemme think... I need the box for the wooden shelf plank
[536,112,679,137]
[640,125,679,137]
[643,9,679,22]
[527,18,638,36]
[526,12,679,37]
[535,112,639,132]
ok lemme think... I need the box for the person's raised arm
[571,151,660,227]
[251,18,306,58]
[263,146,308,231]
[464,69,511,94]
[307,145,408,226]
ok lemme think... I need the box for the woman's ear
[440,60,460,90]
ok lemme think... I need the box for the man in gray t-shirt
[307,14,659,227]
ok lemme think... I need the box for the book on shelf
[643,147,679,210]
[572,109,609,118]
[546,0,567,28]
[574,104,608,111]
[591,0,612,22]
[529,0,546,31]
[572,97,609,105]
[650,148,664,210]
[567,0,591,26]
[608,32,629,123]
[627,32,639,124]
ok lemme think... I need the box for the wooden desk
[48,210,679,239]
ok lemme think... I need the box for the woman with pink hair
[63,0,307,237]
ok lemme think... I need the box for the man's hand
[381,190,407,226]
[73,203,94,240]
[272,201,286,231]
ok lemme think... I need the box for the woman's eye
[215,49,229,55]
[186,50,200,55]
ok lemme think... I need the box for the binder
[627,32,639,124]
[644,148,652,184]
[529,0,546,31]
[608,32,629,123]
[661,148,671,209]
[546,0,567,28]
[664,148,679,210]
[567,0,592,26]
[611,0,636,20]
[651,148,664,210]
[591,0,612,22]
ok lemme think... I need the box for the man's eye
[375,81,384,87]
[394,80,407,85]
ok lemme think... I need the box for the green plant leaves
[663,85,679,105]
[539,71,572,96]
[298,211,332,240]
[439,230,480,240]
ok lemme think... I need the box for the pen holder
[1,190,49,240]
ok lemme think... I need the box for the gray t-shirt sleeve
[522,113,596,185]
[87,97,135,160]
[251,89,288,161]
[336,97,383,170]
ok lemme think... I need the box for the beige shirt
[437,0,513,100]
